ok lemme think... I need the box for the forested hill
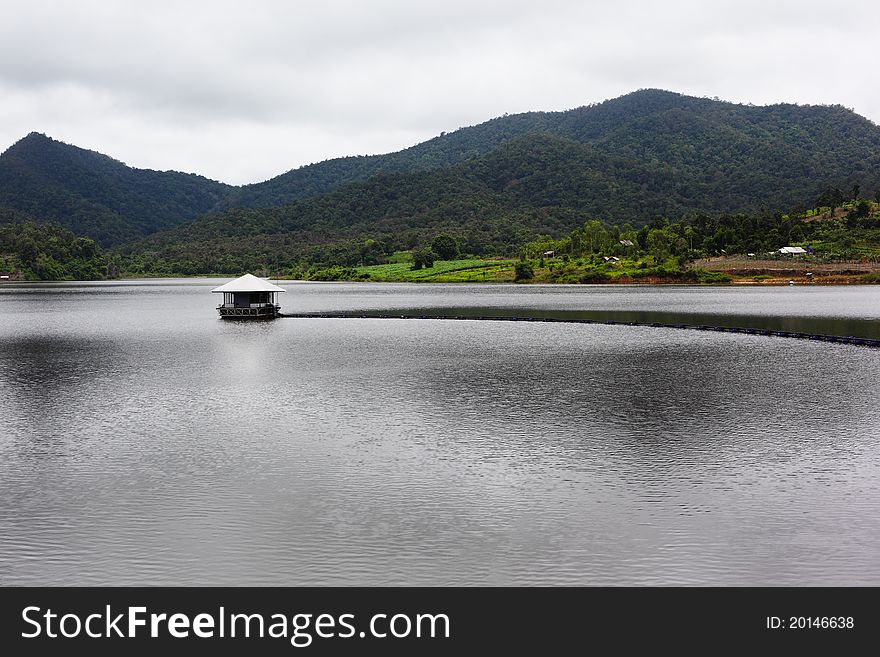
[0,219,110,280]
[220,110,555,209]
[0,132,232,246]
[3,89,880,254]
[127,89,880,274]
[226,89,880,210]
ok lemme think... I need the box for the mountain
[0,133,232,245]
[125,90,880,273]
[227,89,880,211]
[220,110,556,209]
[4,89,880,263]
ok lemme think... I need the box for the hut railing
[217,304,280,317]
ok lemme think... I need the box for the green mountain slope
[226,89,880,211]
[4,89,880,265]
[0,133,233,245]
[0,219,109,280]
[126,95,880,275]
[221,110,555,209]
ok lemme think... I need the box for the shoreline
[2,274,878,285]
[3,259,879,286]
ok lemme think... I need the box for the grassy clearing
[351,257,734,284]
[355,259,516,282]
[304,255,750,284]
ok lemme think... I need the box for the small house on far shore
[211,273,285,319]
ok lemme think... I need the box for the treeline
[4,201,879,281]
[0,221,113,280]
[523,199,880,265]
[123,195,880,278]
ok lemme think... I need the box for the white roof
[778,246,807,254]
[211,273,286,293]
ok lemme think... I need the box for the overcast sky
[1,0,877,185]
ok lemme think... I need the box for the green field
[313,256,732,284]
[355,259,516,282]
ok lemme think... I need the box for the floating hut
[212,273,285,319]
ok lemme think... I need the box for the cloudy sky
[1,0,877,185]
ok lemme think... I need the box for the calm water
[1,280,879,585]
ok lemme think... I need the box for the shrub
[514,261,534,281]
[411,247,438,270]
[306,266,368,281]
[578,266,610,283]
[687,267,732,283]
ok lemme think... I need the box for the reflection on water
[1,280,879,585]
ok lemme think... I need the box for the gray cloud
[0,0,877,184]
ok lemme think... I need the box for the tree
[707,226,739,254]
[514,261,534,281]
[847,200,871,225]
[646,227,677,262]
[816,187,844,213]
[431,234,459,260]
[360,238,384,265]
[684,225,695,252]
[582,220,607,254]
[569,229,583,256]
[411,247,437,270]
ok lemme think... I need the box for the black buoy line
[279,312,880,349]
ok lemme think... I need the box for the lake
[1,280,879,585]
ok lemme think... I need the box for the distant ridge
[2,89,880,248]
[225,89,880,210]
[0,132,232,245]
